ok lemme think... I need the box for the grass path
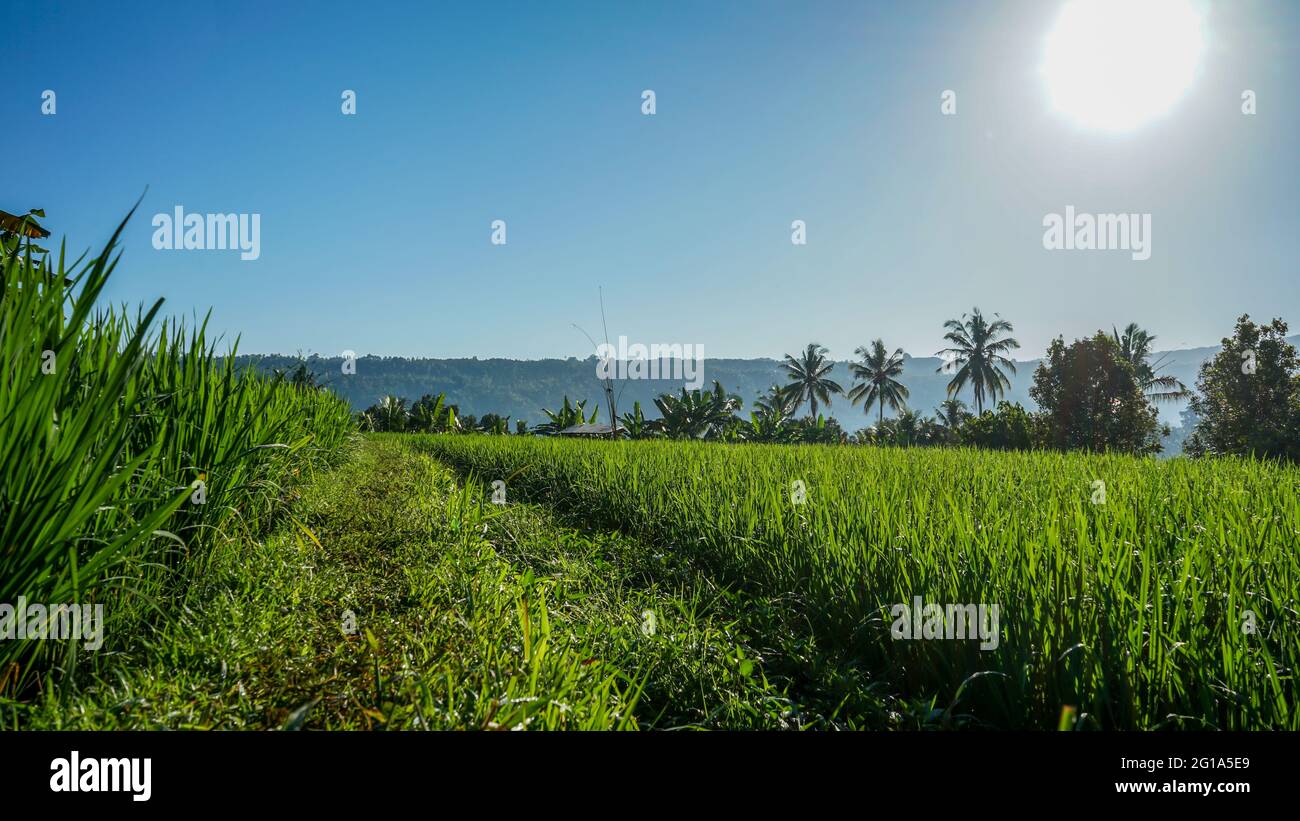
[15,436,887,729]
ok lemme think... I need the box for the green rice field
[415,433,1300,729]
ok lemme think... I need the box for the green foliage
[619,401,655,440]
[418,434,1300,729]
[1,214,352,693]
[957,401,1036,450]
[359,395,410,432]
[1030,332,1163,454]
[781,343,843,419]
[0,207,51,259]
[21,437,887,730]
[274,357,323,391]
[745,384,799,442]
[787,414,847,444]
[1112,322,1189,403]
[409,392,455,433]
[754,383,798,420]
[937,307,1020,414]
[477,413,511,435]
[651,381,741,440]
[535,395,598,435]
[872,409,942,446]
[847,339,910,426]
[933,398,973,442]
[1186,315,1300,461]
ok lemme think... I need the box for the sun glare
[1043,0,1205,133]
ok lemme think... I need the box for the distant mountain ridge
[233,335,1300,430]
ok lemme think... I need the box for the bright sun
[1043,0,1206,133]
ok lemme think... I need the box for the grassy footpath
[15,436,891,729]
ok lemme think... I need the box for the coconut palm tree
[936,308,1021,414]
[847,339,909,427]
[934,398,972,432]
[745,385,800,443]
[931,398,972,445]
[917,415,945,447]
[1111,322,1190,403]
[885,409,933,446]
[781,343,843,419]
[754,384,799,421]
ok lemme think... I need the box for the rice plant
[416,434,1300,729]
[0,214,353,695]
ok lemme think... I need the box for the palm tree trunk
[810,394,817,420]
[879,396,884,427]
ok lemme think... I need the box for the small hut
[557,422,625,439]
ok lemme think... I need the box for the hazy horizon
[235,332,1289,363]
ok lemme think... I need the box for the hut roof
[557,422,625,437]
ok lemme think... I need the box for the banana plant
[619,401,655,440]
[651,381,741,440]
[535,396,598,435]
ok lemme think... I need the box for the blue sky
[5,0,1297,360]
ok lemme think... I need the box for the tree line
[342,308,1300,462]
